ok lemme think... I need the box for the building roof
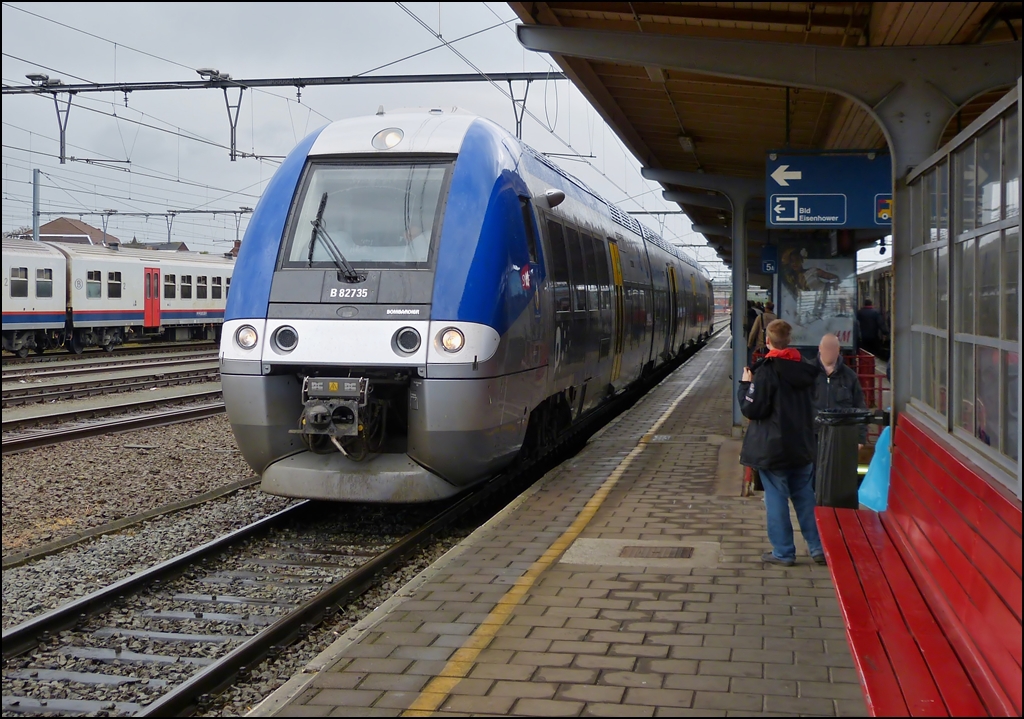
[508,2,1021,275]
[38,217,121,245]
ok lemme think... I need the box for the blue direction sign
[766,152,892,229]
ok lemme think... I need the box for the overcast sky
[2,2,884,280]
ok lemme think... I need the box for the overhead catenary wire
[396,3,710,260]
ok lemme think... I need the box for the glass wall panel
[911,180,924,248]
[1005,350,1019,461]
[1005,228,1019,341]
[923,333,935,409]
[956,142,976,235]
[934,336,948,416]
[922,248,936,326]
[936,243,949,331]
[955,238,975,334]
[938,161,949,240]
[912,252,923,325]
[926,169,938,244]
[1006,109,1019,219]
[912,331,923,402]
[977,122,1002,225]
[955,341,975,432]
[976,345,1001,451]
[977,231,1001,337]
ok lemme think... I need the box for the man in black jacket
[739,319,826,566]
[813,333,868,444]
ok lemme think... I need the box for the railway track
[1,389,223,434]
[1,402,226,454]
[2,364,219,409]
[1,342,216,367]
[1,351,218,383]
[1,332,722,715]
[0,479,526,717]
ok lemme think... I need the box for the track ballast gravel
[2,414,249,557]
[2,487,292,629]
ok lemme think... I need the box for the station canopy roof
[508,2,1022,274]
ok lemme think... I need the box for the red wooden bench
[816,414,1021,716]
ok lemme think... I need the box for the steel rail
[0,502,309,660]
[1,475,259,570]
[1,401,225,451]
[1,369,219,407]
[1,342,216,366]
[1,353,217,381]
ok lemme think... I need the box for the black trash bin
[814,408,874,508]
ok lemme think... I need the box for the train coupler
[294,376,369,438]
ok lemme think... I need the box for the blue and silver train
[221,109,714,502]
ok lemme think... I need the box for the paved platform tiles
[254,335,867,717]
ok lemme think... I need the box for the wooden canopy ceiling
[508,2,1021,269]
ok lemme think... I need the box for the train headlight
[235,325,258,350]
[273,325,298,352]
[440,327,465,353]
[394,327,421,354]
[372,127,404,150]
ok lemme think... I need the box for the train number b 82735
[329,287,369,299]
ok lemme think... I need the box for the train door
[144,267,161,327]
[667,265,679,355]
[608,241,625,383]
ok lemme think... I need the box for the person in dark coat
[856,299,886,357]
[812,333,868,444]
[739,319,825,566]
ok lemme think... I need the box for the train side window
[565,226,587,312]
[197,275,208,300]
[593,237,611,309]
[520,198,540,265]
[180,274,193,300]
[10,267,28,297]
[581,234,600,312]
[86,270,102,299]
[212,276,223,300]
[225,277,231,299]
[107,271,122,299]
[35,268,53,298]
[546,220,571,313]
[164,274,176,299]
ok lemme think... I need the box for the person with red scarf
[739,319,826,566]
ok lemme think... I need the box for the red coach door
[144,267,161,327]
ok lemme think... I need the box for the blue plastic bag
[859,426,891,511]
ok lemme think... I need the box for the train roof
[305,109,710,281]
[858,257,892,276]
[50,242,236,266]
[2,237,67,258]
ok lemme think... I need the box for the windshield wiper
[308,192,365,283]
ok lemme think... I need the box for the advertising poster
[778,243,856,348]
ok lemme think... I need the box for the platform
[253,334,867,717]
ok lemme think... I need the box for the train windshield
[283,160,451,267]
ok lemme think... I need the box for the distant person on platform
[813,333,868,450]
[857,299,887,357]
[747,301,777,360]
[739,320,826,567]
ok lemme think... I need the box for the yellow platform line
[402,350,718,716]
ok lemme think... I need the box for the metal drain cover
[619,546,694,559]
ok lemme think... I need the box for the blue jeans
[759,464,823,562]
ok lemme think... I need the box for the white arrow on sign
[771,164,802,186]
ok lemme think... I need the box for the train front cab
[221,117,553,503]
